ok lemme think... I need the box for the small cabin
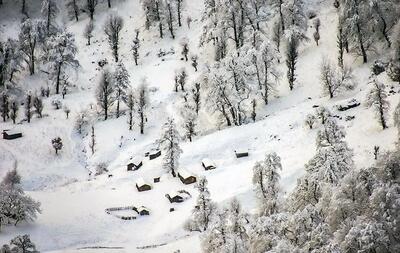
[3,130,22,140]
[154,177,160,183]
[201,158,216,170]
[235,149,249,158]
[137,206,150,216]
[165,190,191,203]
[149,149,161,160]
[136,178,152,192]
[127,157,143,171]
[178,169,197,185]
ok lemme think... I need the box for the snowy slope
[0,0,399,252]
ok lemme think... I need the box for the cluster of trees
[141,0,185,39]
[0,169,41,232]
[196,0,308,128]
[337,0,399,63]
[188,108,400,252]
[1,234,39,253]
[95,64,149,133]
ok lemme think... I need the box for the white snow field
[0,0,399,252]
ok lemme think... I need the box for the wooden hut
[136,178,152,192]
[235,149,249,158]
[178,169,197,185]
[127,157,143,171]
[2,130,22,140]
[165,190,191,203]
[149,149,161,160]
[201,158,216,170]
[137,206,150,216]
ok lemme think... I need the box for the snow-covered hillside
[1,0,399,252]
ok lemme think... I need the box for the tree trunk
[56,62,62,94]
[140,111,144,134]
[177,0,182,27]
[108,0,111,8]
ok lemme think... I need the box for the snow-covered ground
[0,0,398,252]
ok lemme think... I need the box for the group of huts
[128,147,250,192]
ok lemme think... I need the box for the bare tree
[366,76,389,130]
[86,0,98,20]
[137,79,149,134]
[51,137,63,155]
[96,70,115,120]
[104,15,124,62]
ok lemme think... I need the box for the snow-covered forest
[0,0,399,252]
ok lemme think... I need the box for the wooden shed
[136,178,152,192]
[127,157,143,171]
[137,206,150,216]
[3,130,22,140]
[235,149,249,158]
[178,169,197,185]
[165,190,191,203]
[201,158,216,170]
[149,149,161,160]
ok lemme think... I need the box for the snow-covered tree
[340,0,373,63]
[202,209,229,253]
[159,118,182,177]
[33,96,43,118]
[320,59,354,98]
[131,29,140,65]
[313,18,321,46]
[366,76,389,130]
[191,82,201,114]
[181,38,189,61]
[225,198,249,253]
[283,0,308,42]
[113,62,130,118]
[2,234,39,253]
[44,31,79,94]
[253,152,282,216]
[104,15,124,62]
[24,93,32,123]
[394,101,400,138]
[84,20,94,45]
[136,79,149,134]
[10,100,19,124]
[0,93,9,122]
[305,113,316,129]
[96,70,115,120]
[51,137,63,155]
[191,54,198,72]
[18,19,39,75]
[74,109,90,135]
[252,41,280,104]
[370,0,398,48]
[185,177,216,232]
[0,169,41,228]
[66,0,80,21]
[286,36,298,90]
[41,0,59,36]
[125,88,135,130]
[181,99,197,142]
[178,68,187,91]
[308,118,354,185]
[0,39,22,88]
